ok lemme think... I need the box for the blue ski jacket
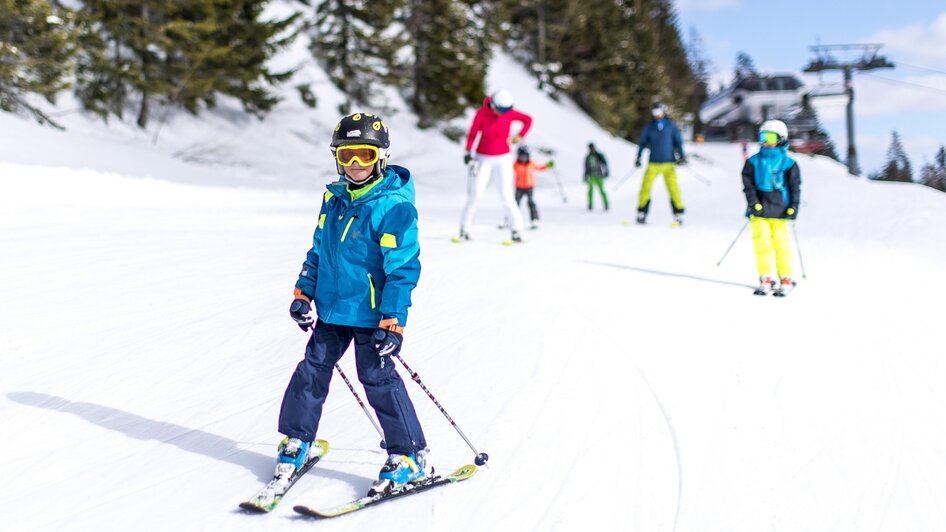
[742,145,801,219]
[295,165,421,327]
[636,119,685,163]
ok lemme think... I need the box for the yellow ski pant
[750,217,792,278]
[637,163,684,212]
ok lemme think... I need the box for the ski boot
[671,214,684,227]
[635,211,647,224]
[451,228,471,243]
[368,450,430,496]
[530,220,539,230]
[511,230,522,243]
[275,437,312,477]
[753,276,777,296]
[773,277,795,297]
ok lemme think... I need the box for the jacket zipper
[340,214,357,242]
[367,273,376,309]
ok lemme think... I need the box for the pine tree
[733,51,758,81]
[0,0,76,128]
[919,146,946,192]
[497,0,693,140]
[401,0,491,128]
[872,131,913,183]
[310,0,404,113]
[75,1,300,128]
[685,27,710,140]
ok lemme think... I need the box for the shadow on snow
[7,391,368,487]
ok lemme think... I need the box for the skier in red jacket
[456,89,533,244]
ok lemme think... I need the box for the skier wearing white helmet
[743,119,801,296]
[456,89,533,244]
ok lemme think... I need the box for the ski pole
[391,353,489,467]
[334,363,387,449]
[613,169,640,192]
[683,166,712,187]
[716,220,750,267]
[550,168,567,203]
[791,222,808,279]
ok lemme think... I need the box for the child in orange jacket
[513,145,554,229]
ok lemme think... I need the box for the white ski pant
[460,153,524,232]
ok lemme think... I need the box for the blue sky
[676,0,946,175]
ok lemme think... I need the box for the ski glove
[750,203,763,217]
[786,207,797,220]
[634,159,642,168]
[289,298,313,331]
[463,151,473,165]
[676,157,687,165]
[373,319,404,366]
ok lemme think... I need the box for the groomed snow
[2,45,946,532]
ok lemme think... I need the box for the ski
[293,464,477,519]
[239,439,330,513]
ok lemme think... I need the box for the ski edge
[293,464,477,519]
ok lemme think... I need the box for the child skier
[513,145,554,229]
[458,89,533,243]
[584,142,609,211]
[278,112,429,496]
[634,102,686,225]
[742,119,801,296]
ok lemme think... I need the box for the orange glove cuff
[293,288,310,303]
[378,318,404,335]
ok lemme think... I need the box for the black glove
[463,151,472,165]
[373,328,403,361]
[786,207,797,220]
[289,298,313,331]
[676,157,687,165]
[634,159,642,168]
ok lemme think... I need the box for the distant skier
[584,142,609,211]
[458,89,533,244]
[279,112,430,495]
[634,102,686,225]
[742,119,801,296]
[513,145,554,229]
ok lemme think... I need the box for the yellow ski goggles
[335,144,381,167]
[759,131,782,145]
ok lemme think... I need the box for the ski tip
[450,237,462,243]
[239,501,272,513]
[293,505,324,518]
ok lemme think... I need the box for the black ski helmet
[330,112,391,181]
[517,145,530,157]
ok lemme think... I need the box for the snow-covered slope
[3,44,946,532]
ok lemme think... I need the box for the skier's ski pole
[391,353,489,467]
[551,168,568,203]
[334,363,387,449]
[791,222,808,279]
[716,220,750,267]
[613,169,640,192]
[683,166,712,187]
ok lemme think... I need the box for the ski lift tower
[803,43,894,175]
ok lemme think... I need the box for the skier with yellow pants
[634,102,686,226]
[742,120,801,296]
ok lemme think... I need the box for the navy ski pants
[278,319,427,455]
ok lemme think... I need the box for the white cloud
[868,12,946,67]
[810,74,946,121]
